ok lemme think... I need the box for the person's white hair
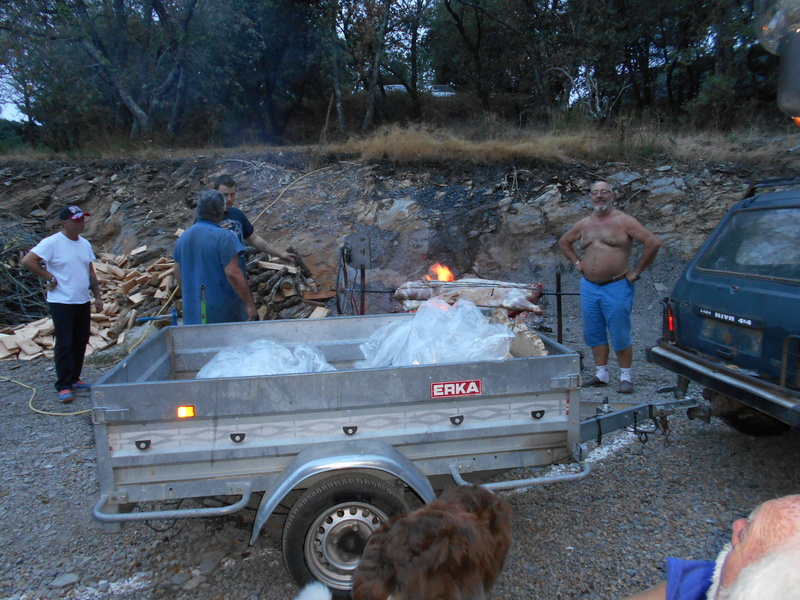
[716,546,800,600]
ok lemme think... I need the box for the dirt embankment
[0,154,773,321]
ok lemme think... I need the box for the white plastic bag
[196,338,336,379]
[355,297,513,369]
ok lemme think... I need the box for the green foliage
[0,119,26,153]
[0,0,785,149]
[685,74,739,129]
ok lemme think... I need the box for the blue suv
[647,178,800,435]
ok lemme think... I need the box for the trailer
[89,312,629,594]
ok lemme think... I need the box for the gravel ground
[1,268,799,600]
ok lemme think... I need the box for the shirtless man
[558,181,661,393]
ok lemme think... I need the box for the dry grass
[3,121,800,167]
[334,124,593,163]
[323,122,800,166]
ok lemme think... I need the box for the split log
[395,278,544,314]
[107,308,131,339]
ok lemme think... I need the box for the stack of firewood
[0,247,330,362]
[245,251,333,321]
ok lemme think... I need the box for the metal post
[360,266,367,315]
[556,272,563,344]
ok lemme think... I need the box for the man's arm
[625,216,662,281]
[244,232,297,264]
[620,581,666,600]
[223,255,258,321]
[21,251,58,291]
[88,264,104,311]
[558,223,584,274]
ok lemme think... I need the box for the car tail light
[662,299,675,342]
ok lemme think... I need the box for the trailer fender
[249,439,435,545]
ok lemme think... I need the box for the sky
[1,103,23,121]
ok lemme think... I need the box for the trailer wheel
[705,391,790,436]
[282,474,407,596]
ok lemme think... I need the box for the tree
[0,0,200,143]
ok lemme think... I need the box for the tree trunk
[361,0,392,133]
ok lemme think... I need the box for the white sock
[620,368,632,382]
[596,365,609,383]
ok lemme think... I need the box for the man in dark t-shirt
[214,175,297,265]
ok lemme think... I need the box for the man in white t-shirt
[22,205,104,403]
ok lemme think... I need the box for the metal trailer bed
[90,313,586,593]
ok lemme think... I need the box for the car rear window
[696,207,800,283]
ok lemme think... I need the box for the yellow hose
[1,375,91,416]
[251,166,333,224]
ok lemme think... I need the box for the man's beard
[706,542,732,600]
[593,203,611,215]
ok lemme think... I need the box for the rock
[181,575,206,590]
[198,551,225,575]
[48,573,79,588]
[608,172,643,186]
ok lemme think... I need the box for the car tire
[281,473,407,597]
[706,391,790,436]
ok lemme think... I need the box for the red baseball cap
[59,205,91,220]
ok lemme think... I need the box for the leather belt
[586,272,628,286]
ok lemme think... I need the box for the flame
[793,116,800,128]
[424,263,455,282]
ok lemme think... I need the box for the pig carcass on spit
[394,278,544,314]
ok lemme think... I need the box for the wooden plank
[131,245,148,256]
[16,338,43,355]
[309,307,330,319]
[121,279,139,295]
[128,292,147,306]
[88,335,106,350]
[14,326,39,340]
[258,261,298,274]
[149,257,168,268]
[0,335,19,350]
[303,290,337,300]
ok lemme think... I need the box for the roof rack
[742,176,800,199]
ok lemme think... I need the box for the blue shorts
[580,278,634,351]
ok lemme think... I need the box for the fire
[793,116,800,128]
[424,263,455,282]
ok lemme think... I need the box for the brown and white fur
[351,484,512,600]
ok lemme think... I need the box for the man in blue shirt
[623,494,800,600]
[174,190,258,324]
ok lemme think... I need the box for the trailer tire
[282,473,407,597]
